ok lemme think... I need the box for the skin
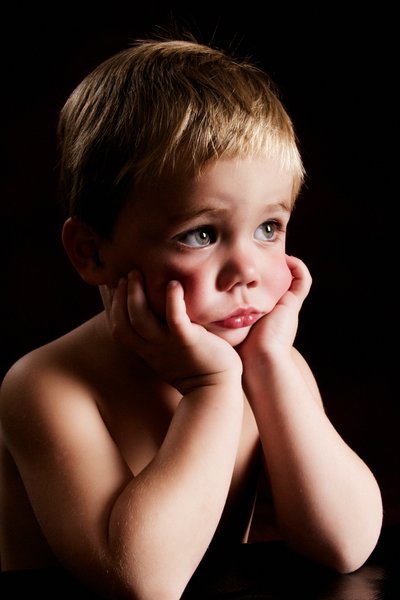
[0,157,383,600]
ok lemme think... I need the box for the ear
[62,217,109,285]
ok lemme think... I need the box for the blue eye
[254,221,281,241]
[179,226,217,248]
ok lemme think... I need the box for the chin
[211,327,252,347]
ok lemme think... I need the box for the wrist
[242,346,294,394]
[173,365,243,396]
[242,342,292,371]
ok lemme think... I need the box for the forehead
[129,157,294,222]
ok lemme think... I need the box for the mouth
[212,308,263,329]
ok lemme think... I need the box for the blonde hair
[58,38,304,237]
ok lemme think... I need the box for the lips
[213,308,263,329]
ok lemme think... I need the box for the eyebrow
[164,206,224,227]
[169,201,291,224]
[265,201,292,213]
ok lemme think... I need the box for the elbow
[317,487,384,574]
[322,519,383,575]
[290,510,384,575]
[327,551,373,575]
[327,550,372,575]
[86,550,191,600]
[117,576,189,600]
[111,558,192,600]
[327,537,380,575]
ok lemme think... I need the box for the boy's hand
[103,271,242,395]
[237,255,311,362]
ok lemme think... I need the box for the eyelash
[177,226,217,248]
[177,220,285,248]
[255,219,285,241]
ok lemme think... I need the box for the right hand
[103,270,242,394]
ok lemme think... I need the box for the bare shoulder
[0,310,175,477]
[0,314,107,443]
[0,313,138,571]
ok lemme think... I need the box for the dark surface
[183,525,400,599]
[1,524,399,599]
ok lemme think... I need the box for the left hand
[237,255,311,362]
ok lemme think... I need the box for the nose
[216,245,261,291]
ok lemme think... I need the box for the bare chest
[96,376,180,474]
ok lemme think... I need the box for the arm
[107,277,244,599]
[0,274,244,600]
[238,256,383,573]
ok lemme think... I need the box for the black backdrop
[1,4,398,525]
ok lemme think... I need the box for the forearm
[246,349,382,572]
[108,378,244,599]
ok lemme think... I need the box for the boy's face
[103,157,294,347]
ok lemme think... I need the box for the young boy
[0,37,383,599]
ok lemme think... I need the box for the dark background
[1,4,398,525]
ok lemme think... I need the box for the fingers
[285,255,312,300]
[109,277,135,345]
[125,271,162,340]
[108,271,190,347]
[165,280,192,337]
[99,284,112,315]
[108,271,159,345]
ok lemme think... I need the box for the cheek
[143,275,170,319]
[267,257,292,300]
[143,266,204,320]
